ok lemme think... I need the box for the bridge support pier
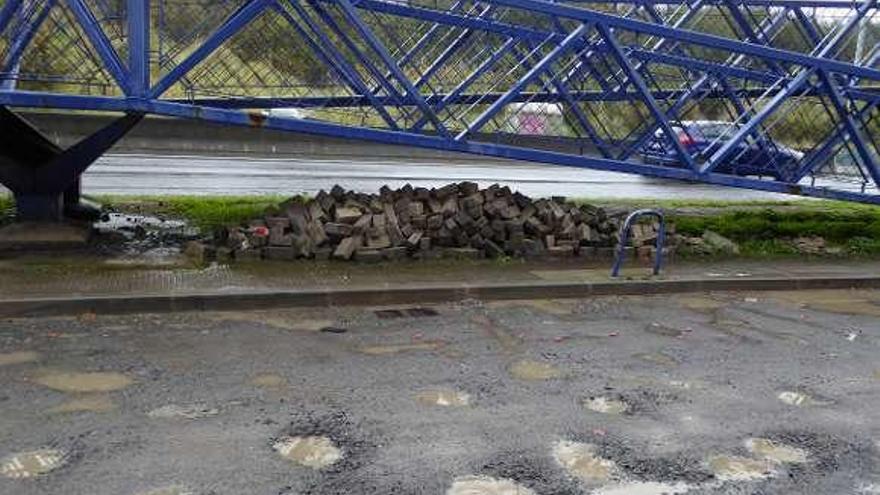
[0,107,142,222]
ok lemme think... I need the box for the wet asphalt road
[76,154,800,200]
[1,290,879,494]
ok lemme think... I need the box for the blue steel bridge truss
[1,0,880,219]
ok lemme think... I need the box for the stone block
[333,236,360,260]
[334,206,362,224]
[355,249,383,263]
[382,246,408,261]
[264,246,296,261]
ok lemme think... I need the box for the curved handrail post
[610,208,666,277]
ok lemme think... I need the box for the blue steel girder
[701,0,876,173]
[2,0,880,205]
[597,23,698,169]
[0,0,25,35]
[1,0,53,90]
[276,0,402,129]
[456,25,588,139]
[64,0,130,94]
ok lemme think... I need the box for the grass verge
[6,194,880,258]
[96,195,287,231]
[0,194,12,223]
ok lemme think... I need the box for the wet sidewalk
[1,255,878,301]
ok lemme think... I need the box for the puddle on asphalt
[446,475,536,495]
[677,296,725,312]
[0,449,67,478]
[552,441,618,484]
[860,483,880,494]
[0,351,40,366]
[136,486,194,495]
[147,404,219,420]
[745,438,808,464]
[508,359,563,381]
[777,390,831,407]
[583,397,629,415]
[33,371,133,393]
[94,213,195,243]
[209,312,335,332]
[415,389,470,407]
[706,455,775,481]
[644,323,683,338]
[472,315,523,352]
[357,341,445,355]
[273,435,343,469]
[765,290,880,317]
[250,373,287,389]
[632,352,679,367]
[591,481,695,495]
[49,395,116,414]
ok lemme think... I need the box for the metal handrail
[611,209,666,277]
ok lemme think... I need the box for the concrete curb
[1,275,879,317]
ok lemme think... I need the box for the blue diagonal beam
[0,0,23,34]
[597,23,697,170]
[792,6,822,44]
[793,103,875,181]
[413,4,495,90]
[702,0,874,173]
[458,24,589,140]
[370,0,478,96]
[393,0,465,72]
[277,1,401,129]
[2,0,53,88]
[148,0,270,99]
[720,0,785,74]
[335,0,451,137]
[307,0,409,108]
[65,0,130,94]
[513,43,614,157]
[480,0,880,81]
[817,69,880,186]
[411,37,518,132]
[619,6,791,160]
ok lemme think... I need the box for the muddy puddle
[250,373,287,389]
[632,352,679,367]
[583,397,629,415]
[33,370,133,393]
[93,213,199,258]
[447,475,536,495]
[592,481,695,494]
[415,389,471,407]
[147,404,219,420]
[552,441,619,484]
[778,390,832,407]
[357,341,445,355]
[508,359,563,381]
[745,438,809,464]
[0,351,40,366]
[0,449,67,478]
[274,435,343,469]
[765,290,880,317]
[707,455,776,481]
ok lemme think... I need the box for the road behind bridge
[77,153,798,200]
